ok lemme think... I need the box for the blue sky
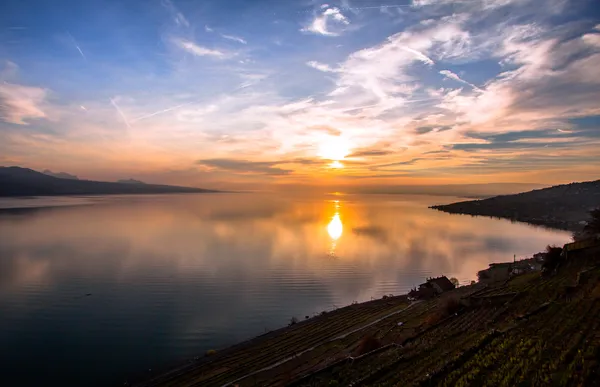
[0,0,599,190]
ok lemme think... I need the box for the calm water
[0,193,570,386]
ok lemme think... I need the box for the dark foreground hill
[0,167,217,196]
[431,180,600,231]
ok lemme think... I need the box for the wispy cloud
[161,0,189,27]
[0,82,47,125]
[67,32,86,60]
[306,61,339,72]
[131,102,191,123]
[221,34,247,44]
[0,60,19,80]
[109,98,131,128]
[402,47,434,65]
[171,38,226,57]
[197,158,292,175]
[302,7,350,36]
[439,69,480,90]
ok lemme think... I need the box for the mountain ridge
[430,179,600,231]
[0,166,218,197]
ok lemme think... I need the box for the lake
[0,193,570,386]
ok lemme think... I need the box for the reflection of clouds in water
[0,194,571,296]
[0,193,572,385]
[352,225,388,242]
[0,194,569,384]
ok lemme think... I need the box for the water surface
[0,193,570,386]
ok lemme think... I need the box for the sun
[318,137,350,162]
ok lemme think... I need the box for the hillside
[0,167,217,197]
[430,180,600,231]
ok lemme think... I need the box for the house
[477,262,513,284]
[562,236,600,258]
[512,259,541,275]
[408,276,455,300]
[427,276,455,293]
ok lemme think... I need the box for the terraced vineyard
[137,250,600,387]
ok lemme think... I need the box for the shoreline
[429,206,580,232]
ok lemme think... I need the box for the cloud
[176,104,218,122]
[349,149,394,157]
[67,32,87,60]
[325,16,471,110]
[375,158,425,168]
[196,158,292,175]
[0,82,47,125]
[109,98,131,128]
[302,7,350,36]
[439,70,480,90]
[402,47,435,65]
[582,33,600,48]
[307,125,342,136]
[205,25,213,33]
[0,60,19,80]
[353,226,389,242]
[171,38,226,57]
[306,61,339,73]
[162,0,189,27]
[221,34,247,44]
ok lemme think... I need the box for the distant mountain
[0,166,218,197]
[117,179,145,185]
[431,180,600,231]
[43,170,79,180]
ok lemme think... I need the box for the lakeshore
[134,242,600,386]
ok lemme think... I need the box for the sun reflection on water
[327,213,343,240]
[327,200,343,256]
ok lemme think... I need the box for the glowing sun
[318,137,350,162]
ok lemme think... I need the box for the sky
[0,0,599,191]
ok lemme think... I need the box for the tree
[477,270,490,282]
[449,277,460,287]
[542,245,563,274]
[583,208,600,234]
[574,208,600,241]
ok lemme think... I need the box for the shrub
[441,296,461,316]
[354,335,382,356]
[424,296,461,327]
[205,349,217,356]
[542,245,563,274]
[477,270,491,282]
